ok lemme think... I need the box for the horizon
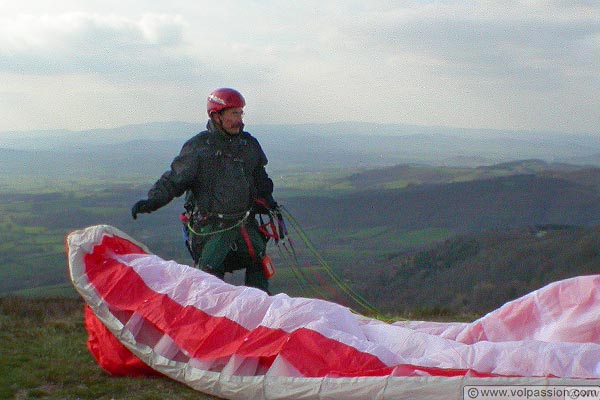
[1,118,599,138]
[1,119,599,172]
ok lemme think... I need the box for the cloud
[0,1,598,133]
[336,1,600,91]
[0,12,202,82]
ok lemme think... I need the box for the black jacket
[147,120,275,217]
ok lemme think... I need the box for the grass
[9,283,80,298]
[0,297,219,400]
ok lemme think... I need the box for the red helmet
[207,88,246,116]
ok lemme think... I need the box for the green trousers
[190,219,269,293]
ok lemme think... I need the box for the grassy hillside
[0,296,479,399]
[0,297,215,400]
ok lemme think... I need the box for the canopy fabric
[67,225,600,399]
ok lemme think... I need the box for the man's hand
[131,199,159,220]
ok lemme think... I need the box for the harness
[182,202,383,316]
[185,210,251,238]
[182,205,276,278]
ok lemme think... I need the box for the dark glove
[131,199,160,220]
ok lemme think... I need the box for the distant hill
[540,167,600,193]
[332,159,599,191]
[285,173,600,232]
[0,121,200,150]
[354,225,600,314]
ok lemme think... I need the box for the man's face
[218,107,244,135]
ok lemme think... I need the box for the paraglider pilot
[132,88,278,293]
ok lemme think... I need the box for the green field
[0,184,454,310]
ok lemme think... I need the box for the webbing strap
[259,215,280,241]
[239,225,257,263]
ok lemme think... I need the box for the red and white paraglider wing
[67,225,600,400]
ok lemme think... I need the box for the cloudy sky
[1,0,599,134]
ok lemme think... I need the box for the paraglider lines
[271,205,382,316]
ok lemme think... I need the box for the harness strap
[239,225,257,263]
